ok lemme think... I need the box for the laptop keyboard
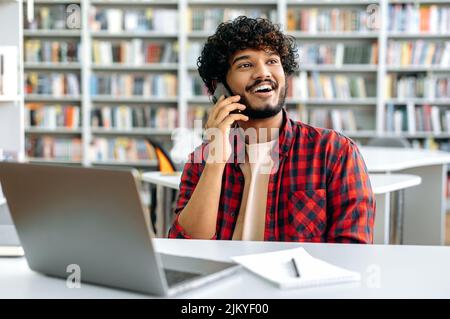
[163,268,202,287]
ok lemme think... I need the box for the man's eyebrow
[231,52,279,65]
[231,55,250,66]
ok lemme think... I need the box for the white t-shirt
[232,138,277,241]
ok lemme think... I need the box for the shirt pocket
[287,189,327,241]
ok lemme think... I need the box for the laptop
[0,184,23,257]
[0,162,239,296]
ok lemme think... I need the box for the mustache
[246,79,277,92]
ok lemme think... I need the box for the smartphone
[212,82,241,114]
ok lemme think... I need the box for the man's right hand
[204,95,249,164]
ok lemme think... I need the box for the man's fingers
[210,95,241,120]
[221,114,249,127]
[215,103,246,124]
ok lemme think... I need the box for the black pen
[291,258,301,278]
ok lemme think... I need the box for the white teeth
[253,84,272,93]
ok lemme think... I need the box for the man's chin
[242,104,283,119]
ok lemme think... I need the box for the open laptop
[0,162,239,296]
[0,184,23,257]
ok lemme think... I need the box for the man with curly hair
[168,16,375,243]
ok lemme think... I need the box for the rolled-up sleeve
[168,145,217,239]
[326,139,376,244]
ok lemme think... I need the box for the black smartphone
[212,82,241,114]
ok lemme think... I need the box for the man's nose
[252,62,271,80]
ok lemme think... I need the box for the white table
[1,238,450,298]
[141,172,422,244]
[360,147,450,245]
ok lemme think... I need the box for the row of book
[90,8,177,33]
[25,104,81,129]
[385,74,450,100]
[25,40,80,63]
[90,73,177,97]
[387,41,450,66]
[412,139,449,152]
[26,136,82,161]
[89,137,157,162]
[187,75,209,97]
[288,72,377,99]
[187,8,277,31]
[91,106,177,129]
[25,5,73,30]
[92,40,178,65]
[187,106,209,129]
[287,8,374,32]
[288,107,359,132]
[25,72,80,96]
[386,104,450,134]
[298,42,378,65]
[388,4,450,33]
[188,41,379,67]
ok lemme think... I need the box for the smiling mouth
[250,83,276,97]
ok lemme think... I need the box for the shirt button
[230,212,235,217]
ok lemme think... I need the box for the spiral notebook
[231,247,360,289]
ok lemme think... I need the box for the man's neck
[237,110,284,144]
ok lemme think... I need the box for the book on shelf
[187,74,209,97]
[91,105,177,130]
[25,5,80,30]
[25,40,80,63]
[25,104,81,129]
[388,4,450,33]
[89,137,157,162]
[187,106,209,129]
[288,106,358,132]
[387,40,450,66]
[25,72,80,96]
[90,73,177,97]
[90,7,178,33]
[187,41,203,67]
[289,71,376,100]
[287,7,375,32]
[386,103,450,134]
[0,46,18,97]
[385,74,450,99]
[92,40,178,65]
[187,8,277,32]
[26,136,82,161]
[298,42,378,66]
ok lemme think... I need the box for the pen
[291,258,301,278]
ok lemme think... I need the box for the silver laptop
[0,184,23,257]
[0,162,239,296]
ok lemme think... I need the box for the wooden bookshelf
[18,0,450,168]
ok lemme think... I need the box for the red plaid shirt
[169,110,375,243]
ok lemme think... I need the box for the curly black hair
[197,16,299,95]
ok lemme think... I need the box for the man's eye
[238,63,251,68]
[269,59,279,64]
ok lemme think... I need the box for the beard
[238,80,287,120]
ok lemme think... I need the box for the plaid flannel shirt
[168,110,375,243]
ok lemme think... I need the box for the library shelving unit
[0,0,24,209]
[21,0,450,169]
[0,0,24,161]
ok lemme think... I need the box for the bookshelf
[20,0,450,169]
[0,0,24,162]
